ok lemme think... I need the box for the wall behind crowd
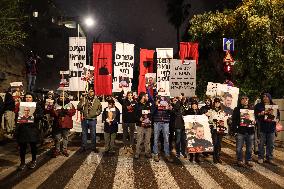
[0,49,27,92]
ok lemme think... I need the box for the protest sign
[69,37,86,91]
[113,42,134,92]
[183,115,213,153]
[156,48,173,94]
[169,59,196,97]
[264,105,279,122]
[17,102,36,124]
[240,109,255,127]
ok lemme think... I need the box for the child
[102,99,120,155]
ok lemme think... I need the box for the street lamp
[84,17,95,27]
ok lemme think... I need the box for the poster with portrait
[264,105,279,122]
[208,110,229,134]
[157,92,171,110]
[17,102,36,123]
[145,73,156,89]
[58,71,70,91]
[81,66,94,86]
[240,109,255,127]
[0,93,6,101]
[183,115,213,153]
[45,99,54,110]
[216,84,239,116]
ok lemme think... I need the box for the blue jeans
[236,133,254,162]
[153,122,170,156]
[258,132,275,160]
[28,74,36,91]
[212,130,223,160]
[81,119,97,148]
[175,129,186,155]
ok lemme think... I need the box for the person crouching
[102,99,120,155]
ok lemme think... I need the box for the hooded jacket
[254,93,280,133]
[52,99,76,129]
[77,96,102,120]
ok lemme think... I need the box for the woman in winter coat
[15,92,44,170]
[51,92,76,158]
[102,99,120,155]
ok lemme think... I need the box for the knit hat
[214,98,221,103]
[263,93,272,101]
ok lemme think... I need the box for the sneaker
[145,153,152,158]
[258,159,264,164]
[62,150,69,157]
[246,161,254,167]
[28,161,36,169]
[165,156,174,163]
[265,159,277,166]
[18,163,26,171]
[153,155,160,162]
[134,154,140,159]
[237,161,245,167]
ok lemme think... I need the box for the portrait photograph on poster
[240,109,255,127]
[145,73,156,89]
[264,105,279,122]
[17,102,37,124]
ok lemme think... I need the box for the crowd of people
[0,84,281,171]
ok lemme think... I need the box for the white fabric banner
[169,59,196,97]
[156,48,173,95]
[69,37,86,91]
[113,42,135,92]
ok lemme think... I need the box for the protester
[232,95,254,167]
[2,88,15,138]
[77,88,102,152]
[51,92,76,158]
[15,92,44,170]
[208,98,227,164]
[134,92,153,159]
[200,96,212,115]
[152,95,174,163]
[102,99,120,155]
[254,93,279,165]
[185,100,201,163]
[118,90,137,155]
[26,52,40,92]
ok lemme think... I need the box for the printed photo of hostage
[264,105,279,122]
[17,102,36,124]
[221,92,234,116]
[119,76,130,88]
[145,73,157,89]
[184,115,213,153]
[156,94,171,110]
[240,109,255,127]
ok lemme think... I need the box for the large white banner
[113,42,135,92]
[69,37,86,91]
[156,48,173,95]
[169,59,196,97]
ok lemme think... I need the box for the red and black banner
[138,49,155,95]
[179,42,199,64]
[93,43,113,95]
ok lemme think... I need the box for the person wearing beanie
[232,95,255,167]
[254,93,280,165]
[51,92,76,158]
[77,88,102,153]
[15,92,44,170]
[200,96,212,115]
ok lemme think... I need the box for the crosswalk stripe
[210,157,262,189]
[113,156,134,189]
[149,159,180,189]
[13,151,76,189]
[222,148,284,188]
[64,152,102,189]
[179,159,222,189]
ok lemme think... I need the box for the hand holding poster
[208,109,228,134]
[17,102,36,123]
[183,115,213,153]
[264,105,279,122]
[169,59,196,97]
[240,109,255,127]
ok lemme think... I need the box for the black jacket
[4,92,15,111]
[15,102,44,143]
[232,105,254,135]
[136,101,153,128]
[172,100,185,129]
[121,99,137,123]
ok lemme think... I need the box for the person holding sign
[102,99,120,155]
[51,92,76,158]
[254,93,280,165]
[232,95,255,167]
[152,95,174,163]
[15,92,44,170]
[208,98,227,164]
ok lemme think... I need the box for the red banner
[179,42,199,64]
[138,49,155,95]
[93,43,113,95]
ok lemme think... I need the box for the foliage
[0,0,27,51]
[188,0,284,99]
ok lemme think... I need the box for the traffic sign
[223,38,234,51]
[223,51,234,63]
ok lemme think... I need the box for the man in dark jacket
[232,95,254,167]
[2,89,15,137]
[118,90,137,154]
[254,93,279,165]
